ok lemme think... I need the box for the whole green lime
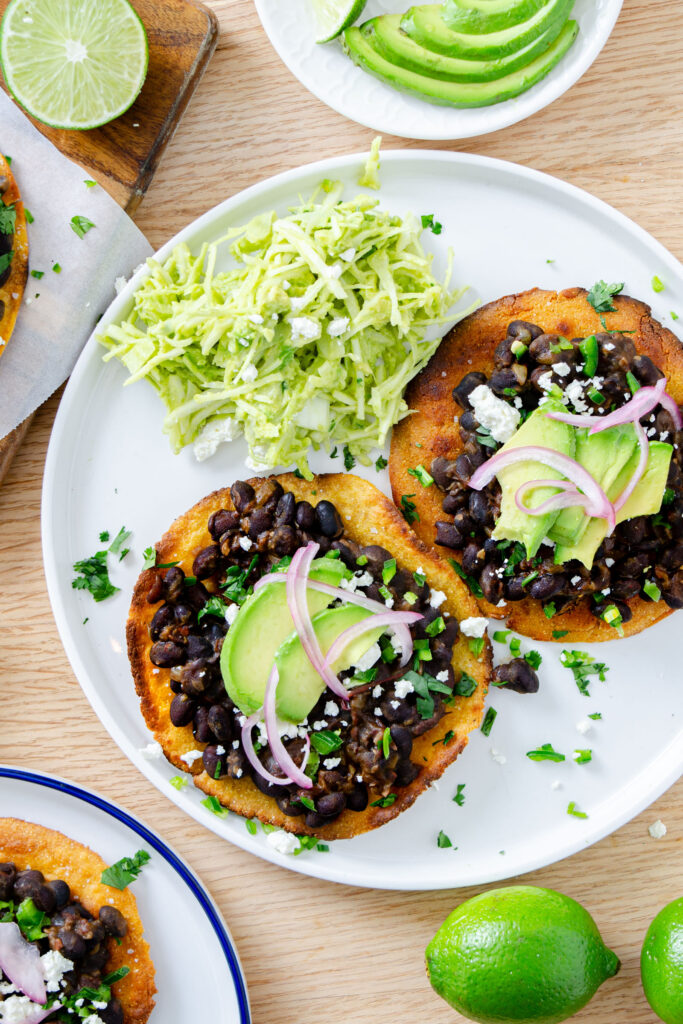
[642,897,683,1023]
[425,885,620,1024]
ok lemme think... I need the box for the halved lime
[312,0,368,43]
[0,0,149,130]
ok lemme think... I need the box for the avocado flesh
[367,14,565,83]
[555,442,674,569]
[401,0,573,59]
[491,403,576,558]
[547,425,638,547]
[220,557,348,717]
[442,0,548,34]
[342,20,578,108]
[274,605,385,723]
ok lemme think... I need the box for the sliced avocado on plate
[548,425,638,547]
[343,19,578,108]
[555,442,674,569]
[220,556,348,716]
[441,0,548,34]
[274,604,386,723]
[491,402,575,557]
[400,0,573,60]
[367,13,566,83]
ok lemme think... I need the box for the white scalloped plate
[42,150,683,890]
[254,0,622,140]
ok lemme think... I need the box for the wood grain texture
[1,2,682,1022]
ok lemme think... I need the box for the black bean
[276,794,305,817]
[146,574,163,604]
[208,509,239,540]
[99,905,128,938]
[32,884,56,914]
[202,745,227,780]
[295,500,316,531]
[442,488,468,515]
[162,566,185,602]
[0,863,16,900]
[462,542,484,576]
[149,604,174,641]
[468,490,492,527]
[452,371,487,410]
[274,491,296,526]
[255,478,283,515]
[202,676,226,703]
[268,525,297,555]
[394,760,420,786]
[173,603,193,626]
[527,333,561,364]
[454,451,483,483]
[663,570,683,609]
[528,573,567,601]
[431,456,458,490]
[251,772,283,798]
[356,544,391,573]
[304,810,327,829]
[662,544,683,571]
[435,521,465,549]
[169,693,197,727]
[480,563,504,604]
[489,367,522,394]
[46,879,70,908]
[184,581,211,611]
[315,500,344,538]
[150,641,186,668]
[58,929,87,959]
[389,726,412,760]
[179,659,210,697]
[346,783,369,812]
[612,578,640,601]
[13,869,44,900]
[316,791,346,817]
[494,335,516,367]
[192,544,221,580]
[207,704,232,742]
[248,507,273,538]
[493,659,539,694]
[186,635,213,660]
[619,553,651,578]
[99,999,124,1024]
[193,706,213,744]
[230,480,255,513]
[330,538,360,567]
[619,516,649,544]
[632,353,664,386]
[508,320,543,342]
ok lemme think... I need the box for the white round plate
[254,0,623,140]
[42,150,683,891]
[0,766,250,1023]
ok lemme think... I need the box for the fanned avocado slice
[400,0,573,59]
[342,20,578,108]
[441,0,548,34]
[368,14,566,83]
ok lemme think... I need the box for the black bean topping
[99,905,128,937]
[315,500,344,538]
[169,693,197,727]
[493,659,539,693]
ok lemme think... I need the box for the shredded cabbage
[100,178,472,476]
[358,135,382,190]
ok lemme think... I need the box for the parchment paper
[0,93,153,437]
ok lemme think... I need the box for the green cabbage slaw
[100,177,470,476]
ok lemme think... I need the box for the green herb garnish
[197,594,229,622]
[447,557,483,599]
[426,615,445,636]
[343,444,355,470]
[108,525,132,560]
[220,554,258,604]
[201,796,229,818]
[455,670,477,697]
[560,650,609,696]
[453,783,466,806]
[652,275,665,293]
[552,629,569,639]
[567,801,588,819]
[370,794,397,808]
[101,850,150,890]
[574,749,593,764]
[468,636,485,657]
[0,202,16,235]
[586,280,624,314]
[70,214,95,238]
[437,830,452,848]
[481,707,497,736]
[311,730,343,755]
[643,580,662,602]
[407,464,434,487]
[626,370,641,394]
[375,455,388,471]
[382,557,397,584]
[169,775,188,790]
[526,743,565,762]
[72,550,119,602]
[400,493,419,524]
[421,213,442,235]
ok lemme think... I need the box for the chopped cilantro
[72,550,119,602]
[101,850,150,890]
[294,835,330,854]
[468,636,484,657]
[0,202,16,235]
[626,370,641,394]
[476,426,498,449]
[481,707,497,736]
[552,629,569,639]
[375,455,388,471]
[526,743,565,762]
[70,214,95,238]
[407,464,434,487]
[109,525,132,560]
[453,783,466,806]
[413,568,426,587]
[330,446,338,458]
[567,801,588,819]
[0,251,13,275]
[643,580,662,602]
[201,795,229,818]
[588,712,602,720]
[3,155,10,164]
[574,749,592,764]
[586,280,624,314]
[521,570,539,588]
[198,595,229,622]
[400,493,419,524]
[447,557,483,599]
[421,213,442,235]
[524,650,542,670]
[99,530,110,543]
[382,557,397,584]
[437,830,452,848]
[169,775,188,790]
[30,269,44,279]
[652,275,665,293]
[311,730,343,755]
[220,555,258,604]
[433,729,455,747]
[663,488,675,506]
[543,602,557,619]
[560,650,609,696]
[370,793,396,808]
[52,262,61,273]
[356,554,369,566]
[455,670,477,697]
[352,666,378,684]
[343,444,355,470]
[546,258,555,264]
[402,669,451,718]
[293,468,305,479]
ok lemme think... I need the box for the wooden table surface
[1,1,681,1021]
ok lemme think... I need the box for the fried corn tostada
[127,473,491,841]
[0,154,28,358]
[0,818,155,1024]
[390,286,683,643]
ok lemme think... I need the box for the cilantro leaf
[70,214,96,238]
[370,794,396,808]
[421,213,443,235]
[400,493,419,524]
[72,550,119,602]
[109,525,132,560]
[220,554,258,604]
[481,707,497,736]
[142,546,157,569]
[586,280,624,314]
[560,650,609,696]
[437,830,452,848]
[101,850,150,890]
[375,455,388,472]
[197,594,229,622]
[453,783,466,806]
[407,464,434,487]
[447,557,483,599]
[0,251,13,275]
[0,202,16,235]
[454,670,477,697]
[343,444,355,470]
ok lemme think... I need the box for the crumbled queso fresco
[459,616,488,638]
[468,384,521,443]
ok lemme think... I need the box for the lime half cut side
[0,0,149,130]
[312,0,367,43]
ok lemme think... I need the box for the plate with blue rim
[0,765,250,1024]
[41,149,683,891]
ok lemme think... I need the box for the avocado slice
[274,604,386,723]
[555,442,674,569]
[547,425,638,547]
[442,0,548,34]
[491,402,576,557]
[367,14,566,83]
[400,0,573,59]
[220,557,348,717]
[342,20,578,107]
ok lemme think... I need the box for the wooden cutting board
[0,0,218,486]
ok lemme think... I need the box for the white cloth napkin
[0,93,153,437]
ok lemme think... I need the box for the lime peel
[312,0,368,43]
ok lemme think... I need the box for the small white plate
[254,0,623,140]
[42,150,683,890]
[0,766,250,1023]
